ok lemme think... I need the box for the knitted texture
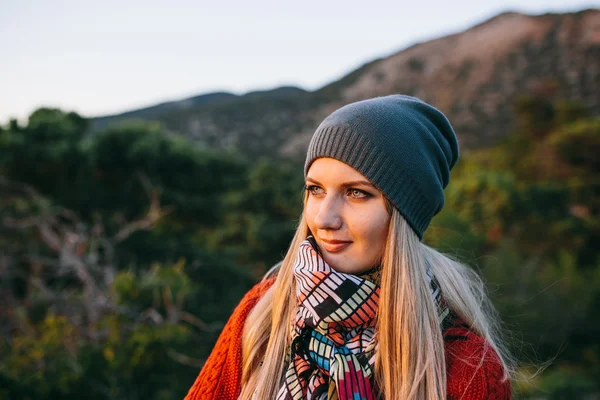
[444,322,512,400]
[304,95,459,240]
[184,278,511,400]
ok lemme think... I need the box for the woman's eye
[348,189,370,199]
[306,185,324,195]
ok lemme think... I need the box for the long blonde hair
[238,208,513,399]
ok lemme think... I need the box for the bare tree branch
[0,173,196,347]
[140,308,164,325]
[167,349,205,368]
[163,287,178,324]
[180,311,223,332]
[113,172,174,243]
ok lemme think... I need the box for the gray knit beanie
[304,95,459,240]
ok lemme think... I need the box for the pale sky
[1,0,597,123]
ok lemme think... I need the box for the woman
[185,95,513,399]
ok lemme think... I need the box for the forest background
[1,7,599,400]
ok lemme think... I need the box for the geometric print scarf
[276,236,379,400]
[276,237,451,400]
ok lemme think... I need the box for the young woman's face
[305,158,391,274]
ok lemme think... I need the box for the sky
[1,0,597,123]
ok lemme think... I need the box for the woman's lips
[320,239,352,253]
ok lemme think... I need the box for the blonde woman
[185,95,513,399]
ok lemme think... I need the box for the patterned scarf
[276,237,451,400]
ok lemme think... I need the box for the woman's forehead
[306,158,368,183]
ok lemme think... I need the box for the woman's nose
[313,196,343,230]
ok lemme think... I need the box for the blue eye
[305,185,324,195]
[348,189,371,199]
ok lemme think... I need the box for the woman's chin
[323,254,370,275]
[321,254,344,272]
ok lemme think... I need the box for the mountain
[89,92,238,133]
[90,9,600,159]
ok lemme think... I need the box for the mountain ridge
[90,8,600,159]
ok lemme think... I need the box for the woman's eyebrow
[305,177,322,185]
[305,177,376,189]
[341,180,375,188]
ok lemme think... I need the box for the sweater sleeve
[444,326,512,400]
[184,277,276,400]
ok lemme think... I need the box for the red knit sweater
[185,278,511,399]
